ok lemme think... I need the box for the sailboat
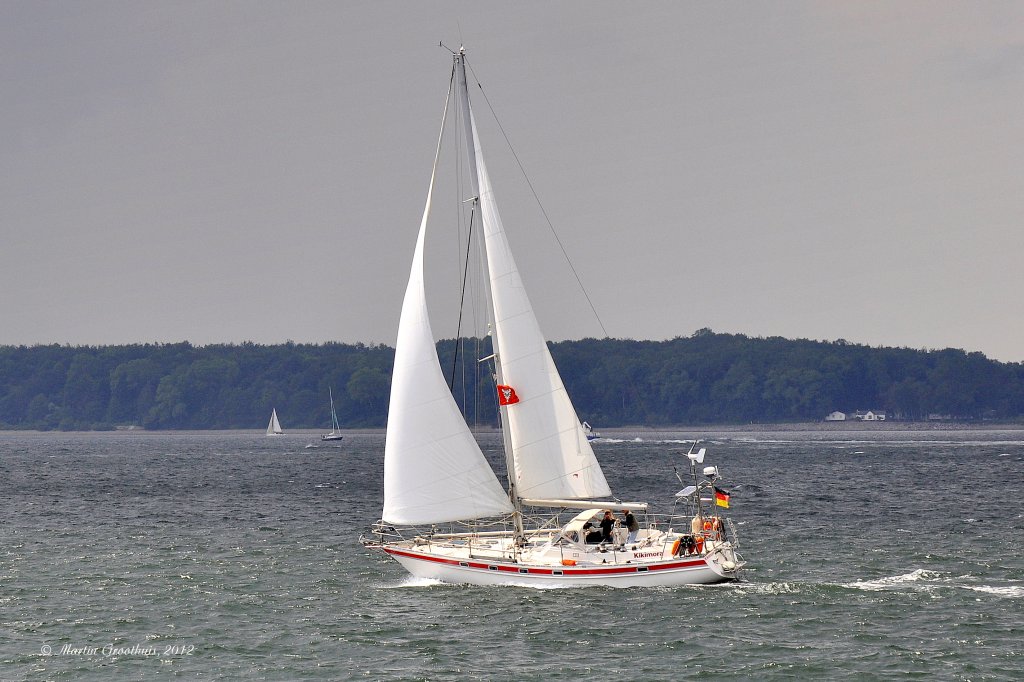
[361,47,743,587]
[582,421,600,441]
[266,408,283,436]
[321,388,344,441]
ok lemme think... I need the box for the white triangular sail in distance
[382,95,514,526]
[267,408,283,436]
[469,109,611,501]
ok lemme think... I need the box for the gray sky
[2,2,1022,361]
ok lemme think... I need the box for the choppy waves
[3,429,1022,680]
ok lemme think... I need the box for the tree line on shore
[1,330,1022,431]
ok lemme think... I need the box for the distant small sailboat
[582,421,601,441]
[266,408,284,436]
[321,387,345,442]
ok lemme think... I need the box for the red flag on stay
[496,385,520,405]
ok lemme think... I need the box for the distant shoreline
[612,421,1024,433]
[3,421,1023,435]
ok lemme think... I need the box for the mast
[329,387,339,431]
[454,47,525,544]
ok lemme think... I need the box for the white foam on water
[501,581,574,590]
[384,576,578,591]
[962,584,1024,598]
[732,438,802,444]
[844,568,943,591]
[381,576,446,589]
[733,581,801,595]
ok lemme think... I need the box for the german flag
[713,486,731,509]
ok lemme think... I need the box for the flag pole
[687,441,704,525]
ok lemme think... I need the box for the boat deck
[391,529,730,569]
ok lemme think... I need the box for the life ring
[671,538,682,556]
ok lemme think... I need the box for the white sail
[469,111,611,500]
[329,388,341,432]
[267,408,283,435]
[382,96,514,526]
[322,388,344,440]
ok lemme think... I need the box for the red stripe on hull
[382,546,710,576]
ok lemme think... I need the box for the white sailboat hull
[383,545,735,587]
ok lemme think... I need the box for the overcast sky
[2,2,1022,362]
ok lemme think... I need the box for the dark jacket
[623,512,639,532]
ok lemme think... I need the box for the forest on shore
[1,330,1022,431]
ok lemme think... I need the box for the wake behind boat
[361,47,743,587]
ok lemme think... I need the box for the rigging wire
[467,61,610,339]
[436,60,477,429]
[446,58,479,428]
[465,58,660,425]
[445,54,499,429]
[448,207,477,391]
[458,71,472,422]
[445,56,488,432]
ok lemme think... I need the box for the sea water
[1,428,1021,680]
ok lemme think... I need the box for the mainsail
[382,89,514,526]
